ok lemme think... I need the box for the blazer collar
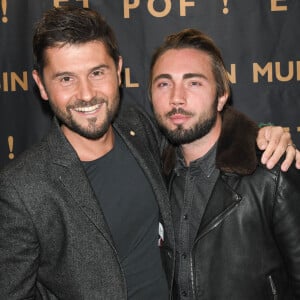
[46,118,115,245]
[46,115,173,245]
[113,116,173,228]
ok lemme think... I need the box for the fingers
[258,126,294,170]
[256,126,272,151]
[280,143,297,172]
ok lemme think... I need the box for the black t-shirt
[82,131,168,299]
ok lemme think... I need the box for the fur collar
[216,106,259,175]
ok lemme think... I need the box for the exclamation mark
[223,0,229,14]
[8,136,14,159]
[1,0,8,23]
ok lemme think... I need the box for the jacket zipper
[191,198,241,297]
[190,255,196,299]
[268,275,278,300]
[194,197,241,243]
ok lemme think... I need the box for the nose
[78,78,95,101]
[170,84,186,106]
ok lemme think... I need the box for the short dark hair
[33,6,120,74]
[149,28,230,99]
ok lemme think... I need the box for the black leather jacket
[166,107,300,300]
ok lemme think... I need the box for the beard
[155,98,218,146]
[49,95,120,140]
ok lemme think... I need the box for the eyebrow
[152,72,208,83]
[52,64,110,80]
[183,73,208,80]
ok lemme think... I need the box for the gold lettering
[11,72,28,91]
[8,136,14,160]
[2,72,9,91]
[227,64,236,84]
[53,0,69,8]
[148,0,171,18]
[0,72,28,92]
[253,62,273,83]
[1,0,8,23]
[297,127,300,132]
[179,0,195,16]
[124,0,140,18]
[275,61,293,81]
[124,68,139,88]
[297,61,300,81]
[271,0,287,11]
[223,0,229,14]
[76,0,89,8]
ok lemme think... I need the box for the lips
[169,113,190,125]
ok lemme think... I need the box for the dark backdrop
[1,0,299,168]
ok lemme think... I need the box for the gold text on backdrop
[253,61,300,83]
[223,0,229,14]
[0,72,28,92]
[53,0,89,8]
[1,0,7,23]
[271,0,287,11]
[7,136,14,160]
[124,0,196,18]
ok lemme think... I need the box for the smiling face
[32,41,122,141]
[151,48,227,145]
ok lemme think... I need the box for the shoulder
[117,103,156,125]
[0,137,49,185]
[256,151,299,186]
[115,103,162,142]
[237,155,300,203]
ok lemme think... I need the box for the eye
[158,82,168,87]
[59,76,74,86]
[155,80,171,89]
[190,81,201,86]
[90,69,105,79]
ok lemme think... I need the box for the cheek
[48,88,73,108]
[95,77,119,95]
[151,89,168,108]
[151,98,164,114]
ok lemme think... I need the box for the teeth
[74,104,100,113]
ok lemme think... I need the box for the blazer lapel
[47,119,116,247]
[113,121,173,236]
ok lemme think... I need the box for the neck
[62,125,115,162]
[181,115,222,166]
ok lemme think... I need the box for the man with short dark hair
[0,6,172,299]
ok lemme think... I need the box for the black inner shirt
[82,131,168,299]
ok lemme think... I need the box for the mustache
[67,97,107,110]
[166,107,193,117]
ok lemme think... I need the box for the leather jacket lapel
[196,176,242,242]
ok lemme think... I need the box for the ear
[217,93,228,112]
[117,56,123,86]
[32,70,49,101]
